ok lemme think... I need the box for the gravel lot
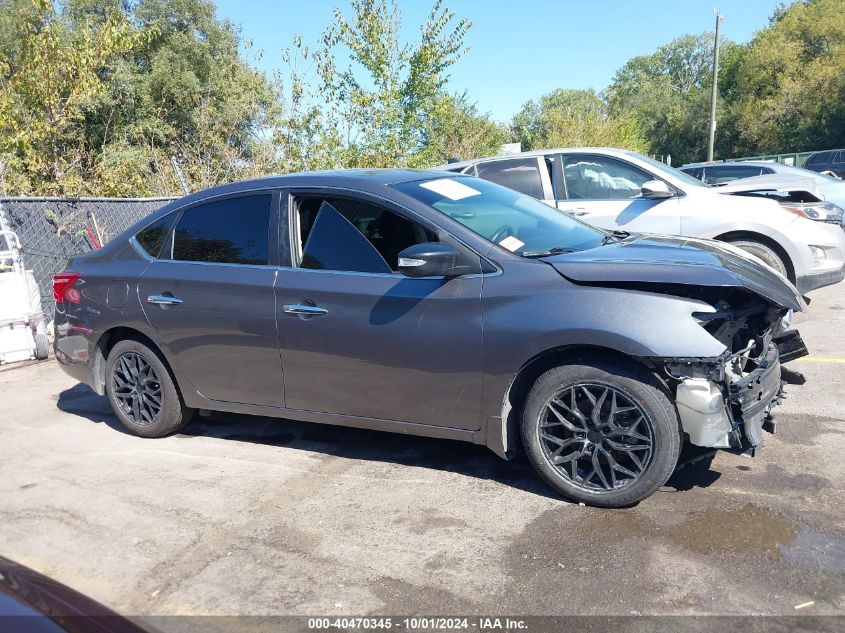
[1,283,844,624]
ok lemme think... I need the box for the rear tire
[521,358,681,507]
[725,239,789,279]
[105,339,194,438]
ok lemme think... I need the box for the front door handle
[147,295,183,306]
[562,208,589,216]
[283,304,328,317]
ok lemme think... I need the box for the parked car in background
[681,160,845,210]
[803,149,845,178]
[54,170,809,507]
[709,174,845,226]
[0,554,149,632]
[437,148,845,293]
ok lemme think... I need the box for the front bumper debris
[728,341,782,450]
[674,327,809,453]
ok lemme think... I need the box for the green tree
[273,34,344,173]
[511,89,648,152]
[314,0,472,167]
[729,0,845,154]
[408,93,508,167]
[607,33,734,164]
[78,0,280,194]
[0,0,146,195]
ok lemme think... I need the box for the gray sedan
[53,170,807,507]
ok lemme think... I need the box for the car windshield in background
[628,151,708,187]
[393,177,606,255]
[776,163,842,183]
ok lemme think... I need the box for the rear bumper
[53,318,97,390]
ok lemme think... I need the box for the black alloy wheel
[538,383,654,492]
[111,351,163,425]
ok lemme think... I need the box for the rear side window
[171,194,271,265]
[702,165,763,184]
[475,158,545,199]
[135,213,175,258]
[806,151,832,166]
[680,167,703,180]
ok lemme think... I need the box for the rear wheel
[105,339,194,438]
[521,359,681,507]
[726,239,789,279]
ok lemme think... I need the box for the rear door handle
[147,295,183,306]
[562,208,589,216]
[283,304,328,316]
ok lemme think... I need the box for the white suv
[438,148,845,294]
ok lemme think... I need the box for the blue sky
[214,0,784,122]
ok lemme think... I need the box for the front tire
[521,358,681,507]
[105,339,194,438]
[725,239,789,279]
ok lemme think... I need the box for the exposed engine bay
[659,287,808,454]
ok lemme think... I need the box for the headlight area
[660,305,809,455]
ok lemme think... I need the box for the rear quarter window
[475,158,544,199]
[135,213,176,258]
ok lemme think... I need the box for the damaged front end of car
[546,233,812,457]
[663,294,807,455]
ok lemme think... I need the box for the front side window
[626,152,706,187]
[392,177,606,256]
[475,158,545,199]
[294,196,440,274]
[171,194,271,265]
[135,213,176,258]
[563,155,652,200]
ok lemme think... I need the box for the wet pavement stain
[784,527,845,575]
[502,501,845,614]
[669,504,797,557]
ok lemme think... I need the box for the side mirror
[397,243,460,278]
[641,179,674,199]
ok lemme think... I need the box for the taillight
[53,272,81,304]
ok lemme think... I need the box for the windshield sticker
[420,178,482,201]
[498,236,525,252]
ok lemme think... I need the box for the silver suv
[438,148,845,293]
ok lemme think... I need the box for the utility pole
[707,7,724,162]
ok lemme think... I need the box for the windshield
[393,176,607,255]
[627,151,708,188]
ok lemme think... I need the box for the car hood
[544,234,805,311]
[714,174,820,196]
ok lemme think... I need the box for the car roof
[167,168,456,207]
[434,147,631,170]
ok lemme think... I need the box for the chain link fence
[0,197,178,318]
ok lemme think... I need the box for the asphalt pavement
[1,282,844,624]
